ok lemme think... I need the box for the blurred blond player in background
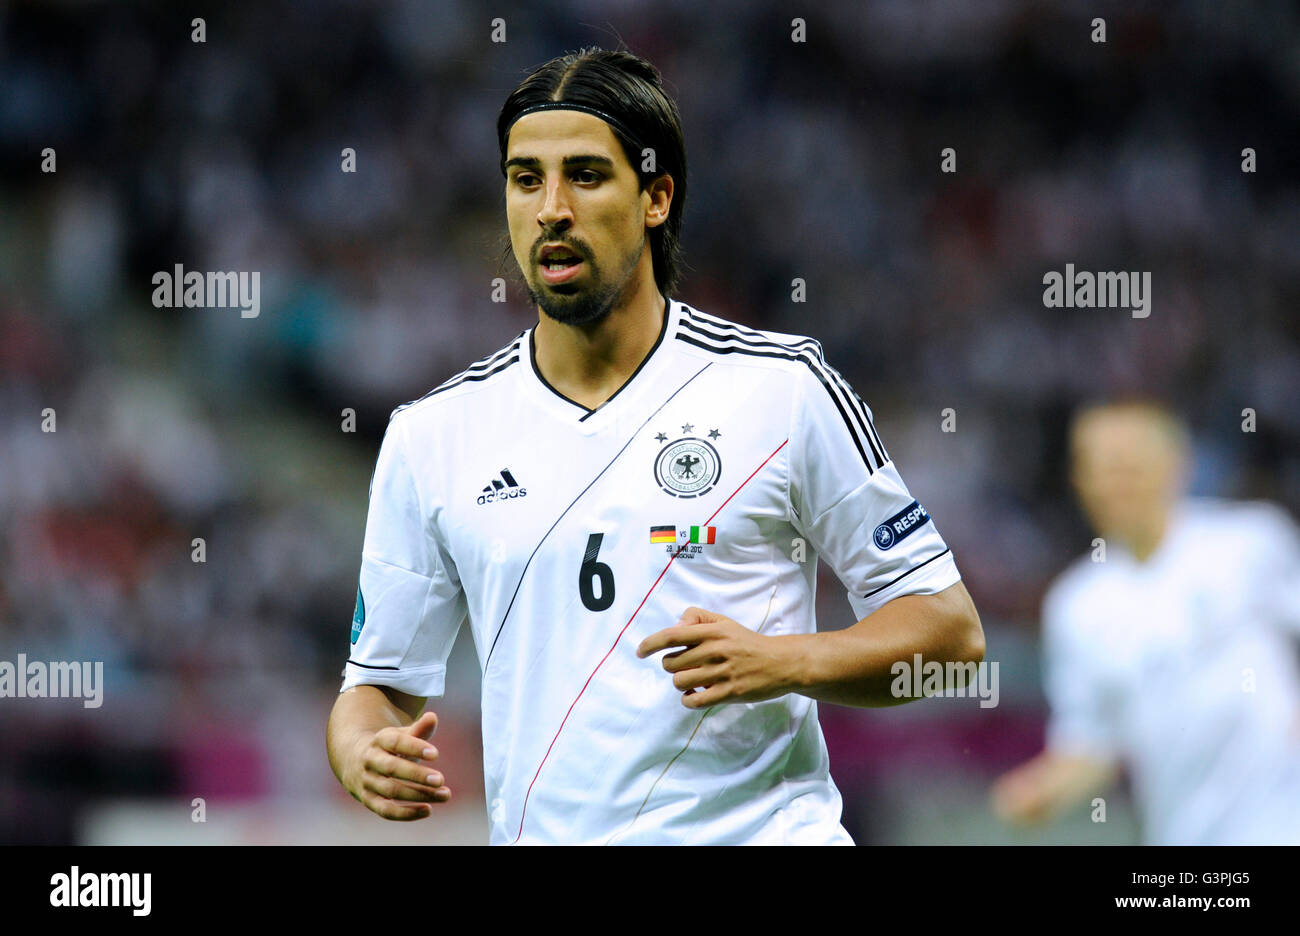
[992,399,1300,845]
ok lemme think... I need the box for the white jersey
[1042,496,1300,845]
[341,298,962,844]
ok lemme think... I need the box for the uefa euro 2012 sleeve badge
[652,423,722,498]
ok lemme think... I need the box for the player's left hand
[636,606,797,709]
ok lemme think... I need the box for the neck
[533,280,667,409]
[1121,505,1173,562]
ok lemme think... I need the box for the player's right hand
[346,711,451,820]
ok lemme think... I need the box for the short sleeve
[341,413,467,698]
[1040,581,1120,760]
[786,351,961,622]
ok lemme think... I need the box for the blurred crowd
[0,0,1296,843]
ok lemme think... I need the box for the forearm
[993,750,1120,824]
[327,685,424,784]
[782,582,984,708]
[1039,752,1120,816]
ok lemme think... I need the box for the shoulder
[1180,495,1300,551]
[387,329,527,429]
[671,300,829,382]
[669,299,879,426]
[671,301,889,470]
[1184,494,1293,527]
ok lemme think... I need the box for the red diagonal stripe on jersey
[512,437,790,843]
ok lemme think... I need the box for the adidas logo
[477,469,527,505]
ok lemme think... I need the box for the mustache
[533,237,588,261]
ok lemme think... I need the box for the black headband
[499,102,644,174]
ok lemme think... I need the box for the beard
[526,235,643,327]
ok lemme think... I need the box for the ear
[643,174,674,230]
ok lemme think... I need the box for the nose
[537,176,573,231]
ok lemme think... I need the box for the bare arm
[787,579,984,707]
[327,684,452,820]
[637,579,984,710]
[990,750,1120,825]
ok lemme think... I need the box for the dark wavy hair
[497,47,688,297]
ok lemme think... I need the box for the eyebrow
[503,154,616,172]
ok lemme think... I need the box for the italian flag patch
[688,525,716,544]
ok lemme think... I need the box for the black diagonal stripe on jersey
[390,334,524,418]
[344,659,400,670]
[860,548,952,599]
[481,361,715,672]
[678,311,888,466]
[680,307,888,463]
[676,331,885,474]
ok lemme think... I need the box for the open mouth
[538,247,585,284]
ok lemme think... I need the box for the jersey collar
[521,298,680,430]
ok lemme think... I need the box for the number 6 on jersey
[579,532,615,611]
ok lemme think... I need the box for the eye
[574,169,602,183]
[513,173,540,188]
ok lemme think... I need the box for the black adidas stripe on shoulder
[684,305,825,356]
[674,307,888,472]
[677,306,888,464]
[389,331,524,420]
